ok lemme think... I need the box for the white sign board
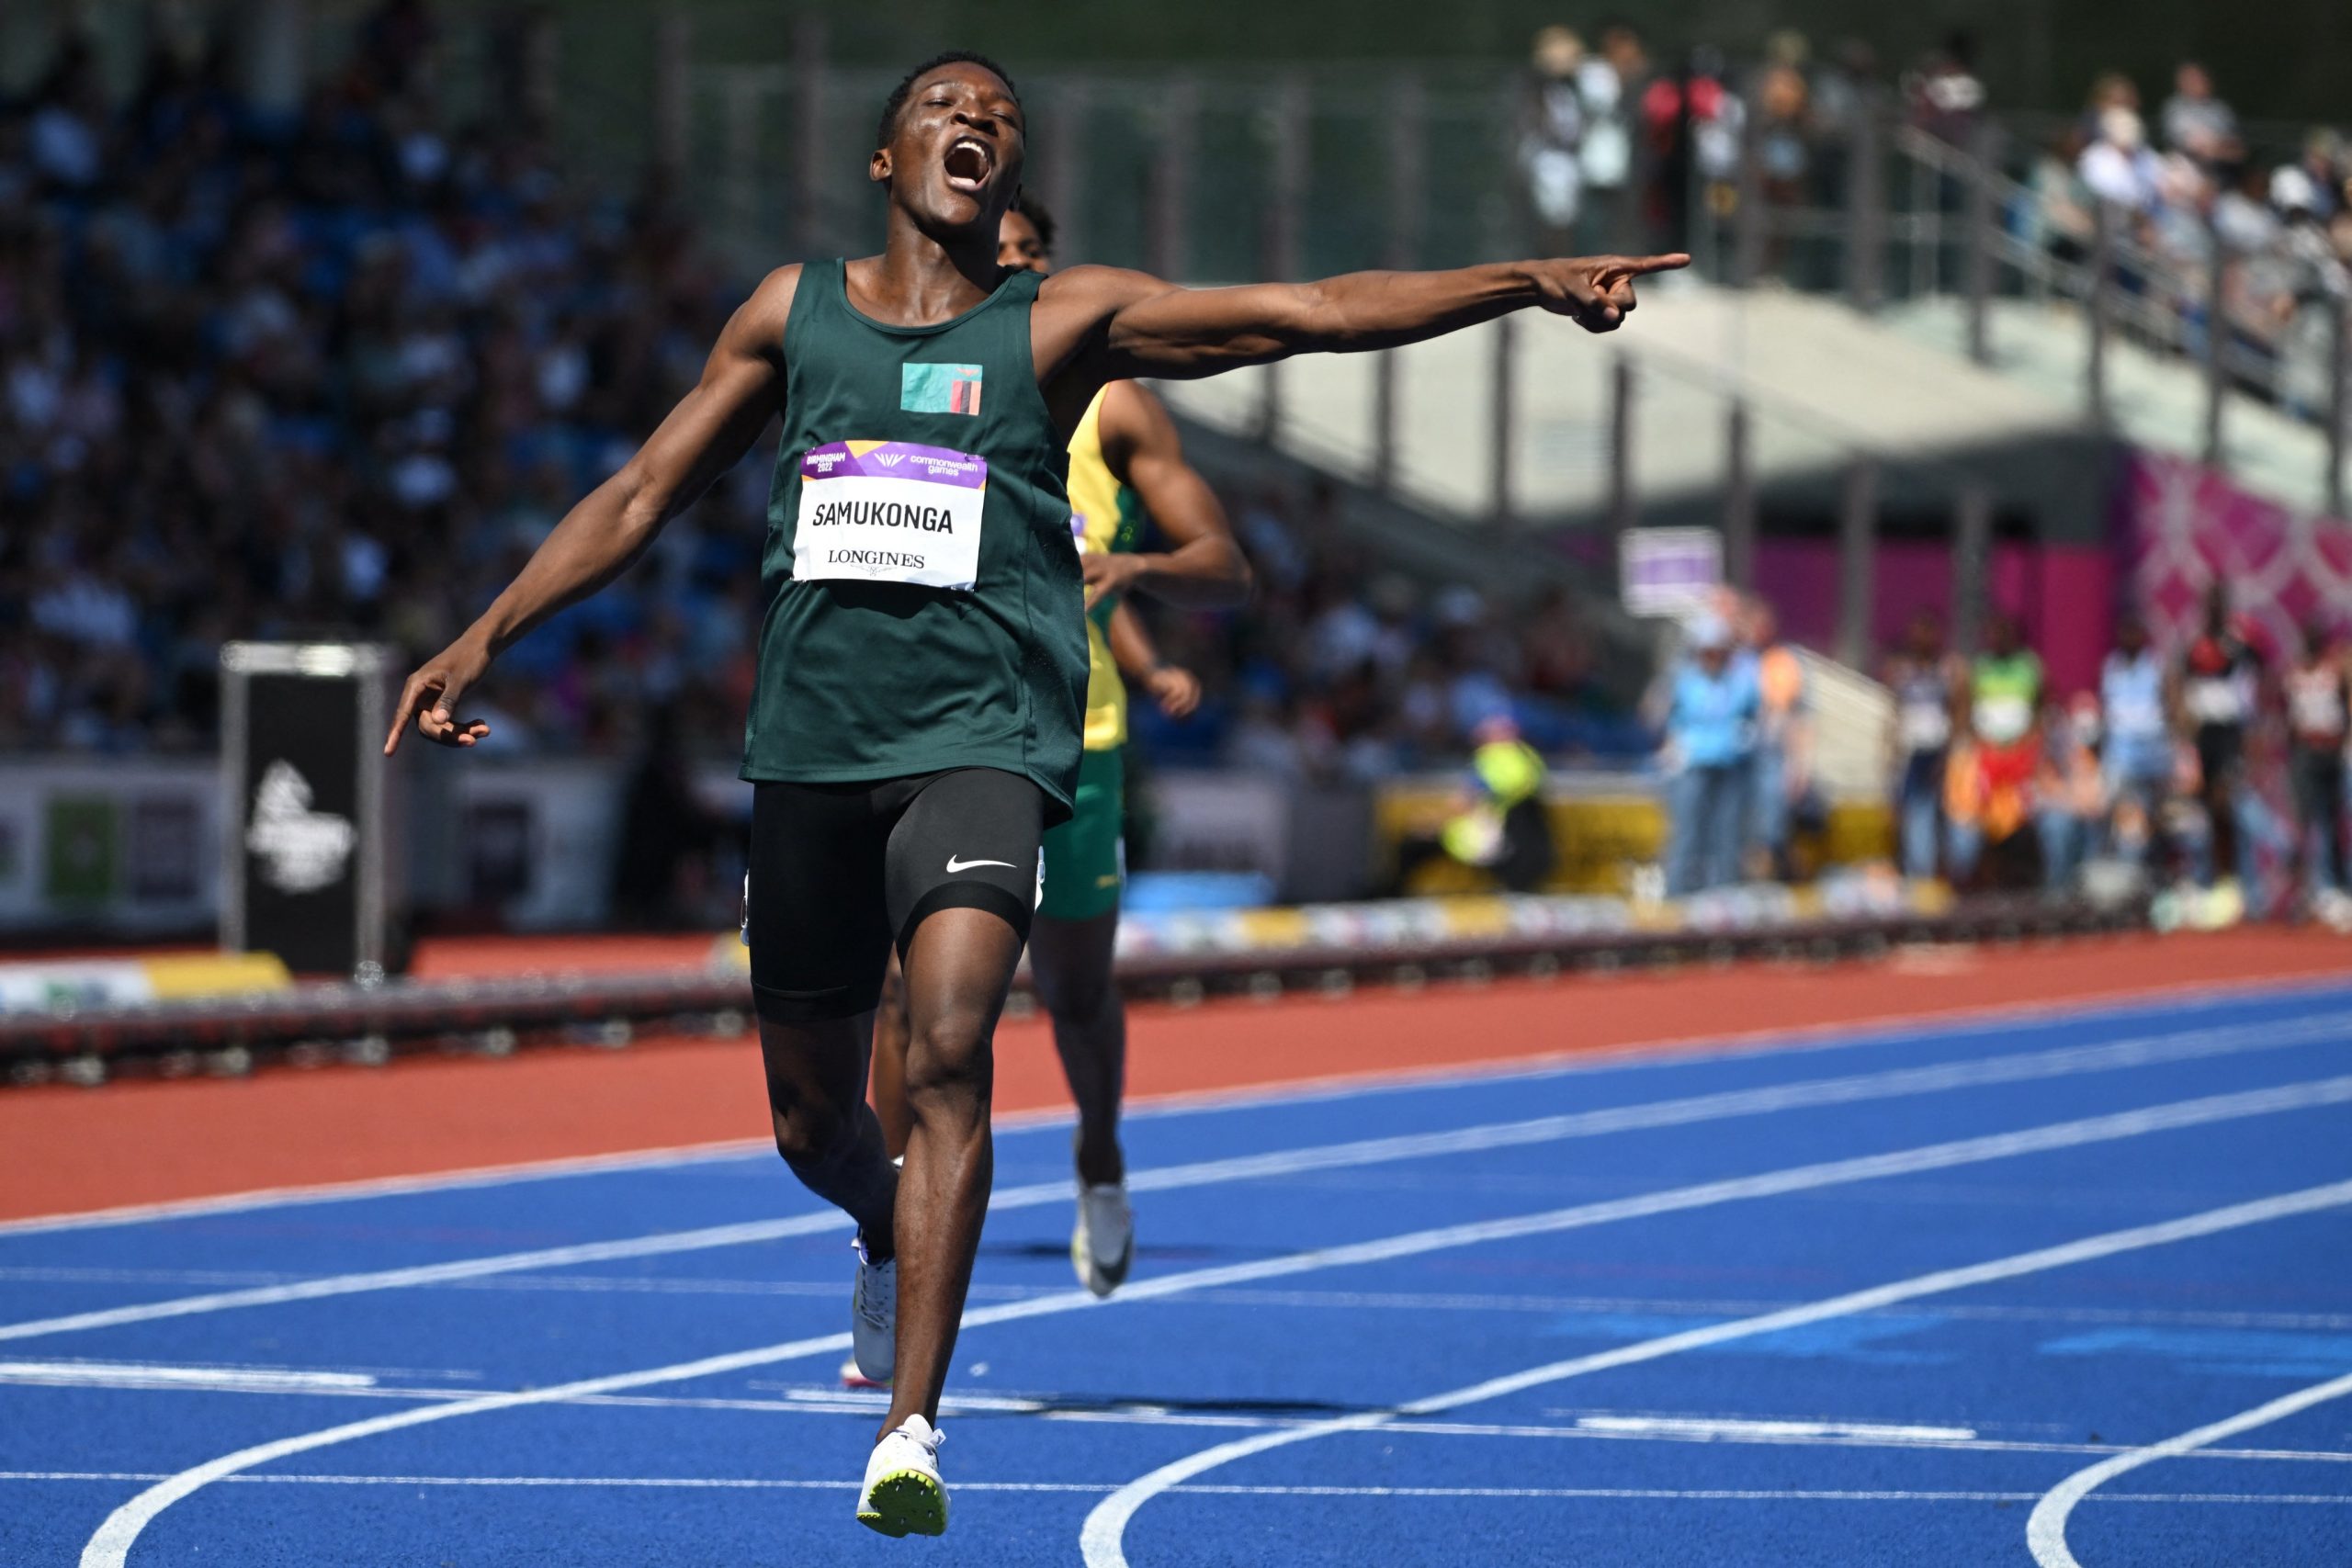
[1620,527,1724,618]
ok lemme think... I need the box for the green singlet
[741,260,1088,820]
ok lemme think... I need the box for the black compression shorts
[743,767,1045,1023]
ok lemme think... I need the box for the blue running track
[4,978,2350,1565]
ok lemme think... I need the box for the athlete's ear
[870,147,891,186]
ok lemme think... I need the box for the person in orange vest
[1741,598,1811,882]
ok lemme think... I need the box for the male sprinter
[384,51,1683,1539]
[866,193,1251,1324]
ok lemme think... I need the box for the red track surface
[5,929,2349,1224]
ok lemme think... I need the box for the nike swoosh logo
[944,856,1017,874]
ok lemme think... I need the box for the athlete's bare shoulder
[727,264,805,366]
[1092,377,1172,461]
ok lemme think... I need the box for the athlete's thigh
[882,768,1045,1039]
[883,767,1046,959]
[1027,908,1120,1021]
[1037,747,1125,922]
[747,780,895,1023]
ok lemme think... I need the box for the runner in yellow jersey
[863,195,1250,1340]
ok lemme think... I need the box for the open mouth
[943,136,992,193]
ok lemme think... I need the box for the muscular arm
[385,267,799,752]
[1036,253,1687,388]
[1086,380,1250,610]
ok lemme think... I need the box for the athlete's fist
[1146,665,1201,719]
[385,636,495,755]
[1530,254,1690,333]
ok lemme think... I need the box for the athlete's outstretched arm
[1040,254,1687,384]
[1086,381,1251,610]
[385,267,801,753]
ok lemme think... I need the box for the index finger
[384,672,433,756]
[1605,253,1691,280]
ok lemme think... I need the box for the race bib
[794,440,986,591]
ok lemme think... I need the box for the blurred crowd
[1130,480,1644,779]
[0,15,752,757]
[1874,588,2352,928]
[1512,19,1990,257]
[1517,25,2352,418]
[2033,62,2352,415]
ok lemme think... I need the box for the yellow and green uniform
[1043,387,1148,920]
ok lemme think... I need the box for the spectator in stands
[1904,33,1985,148]
[1652,610,1758,897]
[1577,22,1645,251]
[2035,694,2108,895]
[1741,598,1811,882]
[1640,48,1736,253]
[2281,620,2352,923]
[2160,62,2242,169]
[2101,614,2181,875]
[1518,27,1590,254]
[2079,106,2161,212]
[1883,609,1962,880]
[1750,33,1815,238]
[2178,583,2264,902]
[1947,613,2043,888]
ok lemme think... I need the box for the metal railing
[1689,109,2350,513]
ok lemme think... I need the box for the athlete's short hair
[876,51,1023,152]
[1014,193,1057,255]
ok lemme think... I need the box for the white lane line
[14,971,2346,1240]
[13,1006,2343,1345]
[1572,1415,1976,1443]
[13,1268,2352,1340]
[16,1363,2352,1470]
[0,1361,376,1391]
[2027,1369,2352,1567]
[0,1140,772,1241]
[1078,1175,2352,1568]
[75,1075,2352,1568]
[14,1471,2352,1507]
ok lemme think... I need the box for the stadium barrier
[3,876,2143,1087]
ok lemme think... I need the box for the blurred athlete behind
[866,195,1250,1338]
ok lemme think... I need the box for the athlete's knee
[1040,964,1118,1032]
[904,1008,995,1119]
[765,1080,859,1171]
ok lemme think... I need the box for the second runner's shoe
[850,1233,896,1386]
[1071,1181,1133,1297]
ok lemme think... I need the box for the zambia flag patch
[901,363,984,416]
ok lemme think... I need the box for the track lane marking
[12,1367,2352,1468]
[1079,1175,2352,1567]
[12,1008,2344,1344]
[16,1471,2352,1505]
[77,1073,2352,1566]
[2027,1370,2352,1566]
